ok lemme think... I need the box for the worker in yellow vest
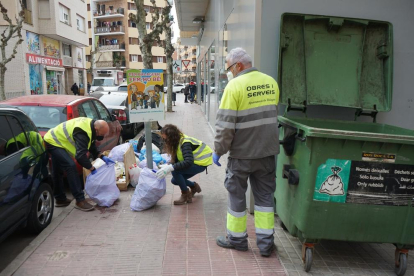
[156,124,213,205]
[44,117,114,211]
[214,48,280,257]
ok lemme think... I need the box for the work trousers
[171,164,206,191]
[47,144,85,202]
[225,155,276,252]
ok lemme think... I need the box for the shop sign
[26,53,63,67]
[26,31,40,55]
[126,69,165,122]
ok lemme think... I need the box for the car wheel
[26,183,54,234]
[181,89,184,93]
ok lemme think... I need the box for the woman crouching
[156,124,213,205]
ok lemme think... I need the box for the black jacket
[71,84,79,95]
[172,142,199,171]
[73,120,100,169]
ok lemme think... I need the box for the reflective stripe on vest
[254,205,274,236]
[176,134,213,166]
[227,208,247,238]
[44,117,92,156]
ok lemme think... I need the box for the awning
[46,66,65,72]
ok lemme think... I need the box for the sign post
[173,59,182,73]
[126,69,165,169]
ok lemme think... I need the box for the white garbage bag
[128,164,141,187]
[108,143,131,162]
[138,159,158,169]
[85,163,120,207]
[160,154,172,164]
[130,168,166,211]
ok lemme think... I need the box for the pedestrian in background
[156,124,213,205]
[213,47,280,257]
[71,83,79,96]
[189,81,196,103]
[87,82,91,95]
[184,84,190,103]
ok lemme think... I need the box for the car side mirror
[111,114,118,121]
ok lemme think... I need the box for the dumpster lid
[278,13,393,113]
[279,116,414,145]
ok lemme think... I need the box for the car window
[79,101,99,120]
[0,116,27,159]
[18,106,66,130]
[118,86,128,91]
[99,94,127,107]
[93,100,111,121]
[92,79,115,87]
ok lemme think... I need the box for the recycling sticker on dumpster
[314,159,414,206]
[313,159,351,203]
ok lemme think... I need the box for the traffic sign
[173,59,182,73]
[182,60,191,69]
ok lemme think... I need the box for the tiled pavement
[3,93,414,276]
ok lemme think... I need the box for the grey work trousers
[224,155,276,252]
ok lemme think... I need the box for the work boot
[216,236,248,251]
[55,198,72,207]
[190,182,202,196]
[75,200,94,211]
[174,190,192,205]
[260,243,276,257]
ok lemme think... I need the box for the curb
[0,203,75,276]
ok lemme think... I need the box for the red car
[0,95,123,174]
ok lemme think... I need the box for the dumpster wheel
[302,243,314,272]
[395,250,408,276]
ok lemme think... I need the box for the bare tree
[0,0,25,100]
[130,0,174,122]
[162,4,173,112]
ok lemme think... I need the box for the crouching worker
[156,124,213,205]
[44,117,115,211]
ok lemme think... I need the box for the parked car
[172,83,186,93]
[0,106,53,243]
[91,91,143,139]
[117,82,128,92]
[0,95,123,174]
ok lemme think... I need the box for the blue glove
[102,156,115,165]
[91,168,97,175]
[213,152,221,166]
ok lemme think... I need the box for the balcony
[23,9,33,25]
[94,8,125,19]
[98,43,126,52]
[96,60,126,69]
[95,26,125,36]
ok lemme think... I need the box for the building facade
[86,0,167,83]
[0,0,88,98]
[175,0,414,131]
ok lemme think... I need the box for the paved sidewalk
[4,93,414,276]
[4,94,285,276]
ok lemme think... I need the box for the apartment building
[177,44,197,83]
[86,0,167,83]
[0,0,88,98]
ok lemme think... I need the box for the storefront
[176,0,414,131]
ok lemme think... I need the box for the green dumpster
[275,14,414,275]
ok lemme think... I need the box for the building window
[157,56,163,63]
[146,23,150,29]
[38,0,50,19]
[89,38,92,45]
[130,55,138,62]
[129,37,139,45]
[63,43,71,57]
[128,3,136,10]
[87,4,90,11]
[88,21,91,29]
[144,6,150,13]
[128,20,136,28]
[59,4,70,25]
[76,14,85,32]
